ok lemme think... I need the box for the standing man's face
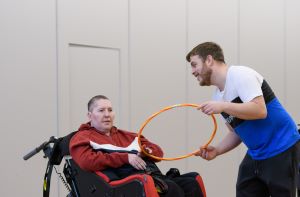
[88,99,115,133]
[190,55,212,86]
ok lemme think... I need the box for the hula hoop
[137,103,217,161]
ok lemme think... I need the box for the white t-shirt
[213,65,264,103]
[211,65,299,160]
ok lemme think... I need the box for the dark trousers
[161,172,203,197]
[236,141,300,197]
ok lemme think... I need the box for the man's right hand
[128,154,147,170]
[195,145,218,161]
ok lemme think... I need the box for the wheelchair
[23,131,207,197]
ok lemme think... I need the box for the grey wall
[1,0,299,196]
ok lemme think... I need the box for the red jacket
[69,122,163,171]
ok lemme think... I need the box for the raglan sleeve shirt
[231,66,263,102]
[69,124,163,172]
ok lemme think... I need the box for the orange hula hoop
[137,103,218,161]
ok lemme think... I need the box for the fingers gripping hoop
[137,103,217,161]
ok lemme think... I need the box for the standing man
[186,42,300,197]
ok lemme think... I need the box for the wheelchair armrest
[94,171,159,197]
[110,174,153,186]
[195,174,206,197]
[94,171,111,182]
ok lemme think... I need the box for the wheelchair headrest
[49,131,77,165]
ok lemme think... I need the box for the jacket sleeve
[69,131,129,172]
[140,135,164,162]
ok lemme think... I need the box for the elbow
[258,108,267,119]
[250,97,267,119]
[261,111,267,119]
[76,159,100,172]
[71,154,100,172]
[72,157,91,171]
[251,102,267,119]
[249,108,267,120]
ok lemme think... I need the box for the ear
[87,112,92,121]
[205,55,213,66]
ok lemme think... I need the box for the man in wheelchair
[69,94,205,197]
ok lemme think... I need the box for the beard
[199,65,212,86]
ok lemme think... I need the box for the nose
[191,67,197,76]
[104,110,110,116]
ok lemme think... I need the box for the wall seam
[185,0,189,171]
[54,0,60,196]
[237,0,240,65]
[283,0,287,106]
[236,0,242,166]
[119,49,122,126]
[128,0,132,130]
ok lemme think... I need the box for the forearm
[71,146,128,171]
[222,99,266,120]
[215,131,241,156]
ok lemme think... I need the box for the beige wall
[1,0,300,196]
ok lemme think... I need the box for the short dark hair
[88,95,109,112]
[186,42,225,63]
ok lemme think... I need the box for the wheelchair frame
[23,132,206,197]
[23,133,158,197]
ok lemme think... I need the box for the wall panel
[187,1,239,196]
[130,0,187,172]
[0,0,57,196]
[68,44,121,128]
[240,0,285,101]
[57,1,129,196]
[286,0,300,122]
[57,0,129,135]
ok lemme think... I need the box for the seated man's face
[88,99,115,133]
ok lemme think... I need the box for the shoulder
[228,66,264,102]
[228,65,263,85]
[229,66,263,79]
[71,129,94,143]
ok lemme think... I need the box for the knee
[163,179,185,197]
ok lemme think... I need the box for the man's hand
[128,154,147,170]
[195,145,218,161]
[197,101,225,115]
